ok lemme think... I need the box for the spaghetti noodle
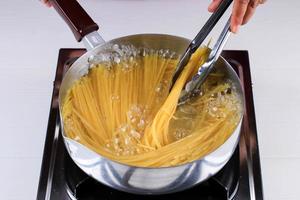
[62,46,242,167]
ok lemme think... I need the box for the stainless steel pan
[50,0,244,195]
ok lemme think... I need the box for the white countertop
[0,0,299,199]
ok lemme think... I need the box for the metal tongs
[178,18,231,105]
[170,0,233,89]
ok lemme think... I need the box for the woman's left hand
[41,0,52,7]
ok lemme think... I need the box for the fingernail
[231,25,238,33]
[208,2,216,12]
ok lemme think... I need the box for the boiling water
[62,44,242,165]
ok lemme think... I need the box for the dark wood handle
[50,0,99,42]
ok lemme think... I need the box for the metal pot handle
[50,0,99,42]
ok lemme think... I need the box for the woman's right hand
[41,0,52,7]
[208,0,266,33]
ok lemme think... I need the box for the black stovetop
[37,49,263,200]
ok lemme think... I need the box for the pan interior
[59,34,244,168]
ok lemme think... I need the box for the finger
[46,2,52,7]
[208,0,223,12]
[231,0,250,33]
[259,0,267,4]
[40,0,52,7]
[242,0,259,25]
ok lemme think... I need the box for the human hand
[208,0,266,33]
[41,0,52,7]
